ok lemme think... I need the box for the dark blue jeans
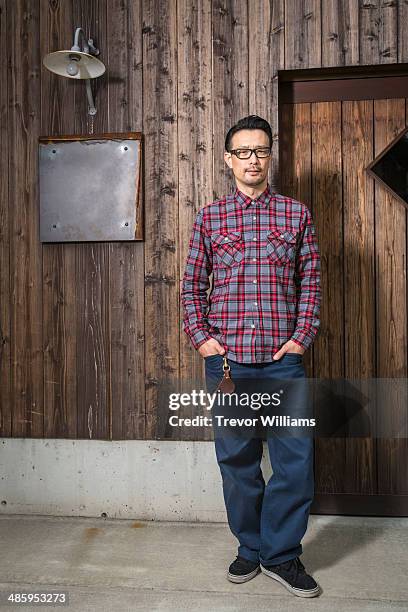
[204,353,314,566]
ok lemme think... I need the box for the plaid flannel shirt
[181,183,321,363]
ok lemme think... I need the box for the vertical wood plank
[398,1,408,62]
[359,0,398,65]
[8,0,44,437]
[107,0,145,440]
[374,99,406,378]
[343,101,376,374]
[72,0,109,134]
[76,245,110,439]
[284,0,322,70]
[374,98,408,495]
[279,102,313,380]
[279,104,312,206]
[0,0,11,436]
[73,0,111,440]
[249,0,285,190]
[322,0,359,66]
[41,0,78,438]
[143,0,179,438]
[178,0,213,440]
[342,99,376,494]
[212,0,249,199]
[311,102,343,372]
[311,101,345,494]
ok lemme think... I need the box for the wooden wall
[1,0,407,440]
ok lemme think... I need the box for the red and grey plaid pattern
[181,183,321,363]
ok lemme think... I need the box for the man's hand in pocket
[272,340,306,360]
[198,338,226,358]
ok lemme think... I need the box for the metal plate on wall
[39,135,142,242]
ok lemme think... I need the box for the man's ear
[224,151,232,169]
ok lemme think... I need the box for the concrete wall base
[0,439,272,521]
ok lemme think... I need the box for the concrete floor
[0,514,407,612]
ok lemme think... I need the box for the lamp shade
[43,50,105,79]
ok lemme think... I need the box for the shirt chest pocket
[266,229,298,265]
[210,232,244,267]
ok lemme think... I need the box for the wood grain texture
[73,0,111,440]
[212,0,249,198]
[342,99,376,494]
[342,100,376,378]
[284,0,322,70]
[0,0,11,436]
[248,0,284,190]
[279,102,314,381]
[75,245,110,439]
[281,88,408,504]
[177,0,213,440]
[284,92,408,505]
[374,98,406,378]
[8,0,43,437]
[374,98,408,495]
[279,104,311,204]
[41,0,78,438]
[398,0,408,62]
[311,102,343,375]
[359,0,398,65]
[142,0,179,439]
[311,101,345,495]
[322,0,359,66]
[2,0,408,458]
[107,0,145,440]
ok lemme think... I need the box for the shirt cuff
[290,328,316,351]
[185,327,212,351]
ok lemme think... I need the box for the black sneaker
[227,555,260,583]
[260,556,321,597]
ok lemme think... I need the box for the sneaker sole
[227,566,260,583]
[260,564,321,598]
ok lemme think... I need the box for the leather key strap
[215,355,235,394]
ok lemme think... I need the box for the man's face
[224,128,271,187]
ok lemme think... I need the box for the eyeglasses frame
[228,147,272,160]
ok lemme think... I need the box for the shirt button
[252,257,256,261]
[251,324,255,328]
[224,237,229,242]
[253,216,256,220]
[254,302,257,306]
[253,237,257,241]
[253,279,257,284]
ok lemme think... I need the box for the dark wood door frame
[278,62,408,104]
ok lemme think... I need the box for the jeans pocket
[204,356,224,393]
[283,352,303,361]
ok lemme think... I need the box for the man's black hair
[224,115,272,152]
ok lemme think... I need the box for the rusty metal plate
[39,135,142,242]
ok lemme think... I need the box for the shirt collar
[233,183,275,209]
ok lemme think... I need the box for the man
[181,115,321,598]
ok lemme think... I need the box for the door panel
[280,97,408,515]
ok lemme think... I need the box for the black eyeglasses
[228,147,271,159]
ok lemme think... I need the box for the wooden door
[279,71,408,516]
